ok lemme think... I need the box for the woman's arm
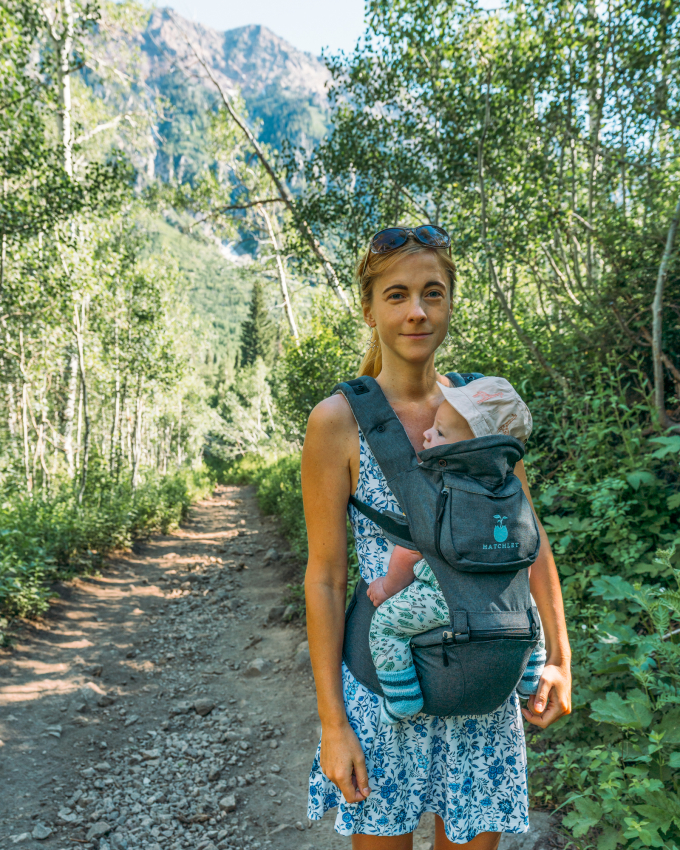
[515,460,572,729]
[302,396,371,802]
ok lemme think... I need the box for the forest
[2,0,680,847]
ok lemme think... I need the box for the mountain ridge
[142,9,331,102]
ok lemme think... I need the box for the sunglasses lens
[371,228,408,253]
[414,225,451,248]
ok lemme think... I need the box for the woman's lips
[401,332,432,339]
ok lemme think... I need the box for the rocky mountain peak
[142,8,330,103]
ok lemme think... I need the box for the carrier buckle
[528,608,539,640]
[450,612,470,644]
[441,631,455,667]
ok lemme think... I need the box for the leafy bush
[0,465,214,622]
[508,371,680,848]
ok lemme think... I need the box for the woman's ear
[363,303,375,328]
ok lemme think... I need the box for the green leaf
[669,493,680,510]
[598,826,623,850]
[627,471,659,490]
[563,796,603,836]
[635,805,673,833]
[591,575,637,602]
[669,752,680,768]
[591,691,653,729]
[650,436,680,459]
[543,515,593,533]
[657,712,680,745]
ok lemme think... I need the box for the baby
[367,376,546,726]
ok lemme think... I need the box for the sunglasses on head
[369,224,451,254]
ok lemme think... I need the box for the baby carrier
[335,372,541,717]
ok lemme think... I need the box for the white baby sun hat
[436,376,533,443]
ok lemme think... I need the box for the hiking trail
[0,485,552,850]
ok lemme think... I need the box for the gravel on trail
[0,485,553,850]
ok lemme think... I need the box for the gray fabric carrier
[335,372,541,718]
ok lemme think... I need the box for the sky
[161,0,367,57]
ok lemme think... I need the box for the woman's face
[364,250,451,365]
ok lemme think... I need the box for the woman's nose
[407,299,428,321]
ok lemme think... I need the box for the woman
[302,226,571,849]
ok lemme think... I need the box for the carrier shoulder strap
[332,372,485,545]
[332,376,418,483]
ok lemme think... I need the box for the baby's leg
[370,560,449,726]
[516,607,547,697]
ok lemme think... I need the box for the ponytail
[357,327,382,378]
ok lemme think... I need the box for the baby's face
[423,400,475,449]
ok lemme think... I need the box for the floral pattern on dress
[307,428,531,842]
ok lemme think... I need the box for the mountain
[124,8,331,183]
[142,9,330,105]
[99,9,333,362]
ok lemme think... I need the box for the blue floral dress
[307,429,531,843]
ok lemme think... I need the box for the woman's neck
[376,355,446,405]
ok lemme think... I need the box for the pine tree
[239,280,276,367]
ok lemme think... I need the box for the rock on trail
[0,485,554,850]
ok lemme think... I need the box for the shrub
[0,465,214,623]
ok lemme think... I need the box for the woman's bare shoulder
[306,394,357,444]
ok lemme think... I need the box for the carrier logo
[493,515,508,542]
[482,516,520,551]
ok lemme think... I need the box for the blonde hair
[356,239,457,378]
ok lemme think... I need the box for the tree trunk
[652,195,680,431]
[44,0,74,175]
[109,324,121,474]
[177,398,182,467]
[75,303,91,503]
[62,350,78,475]
[259,204,299,342]
[131,374,143,489]
[21,382,32,494]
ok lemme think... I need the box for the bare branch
[477,67,568,393]
[188,198,283,230]
[73,112,137,145]
[568,210,596,232]
[167,12,352,313]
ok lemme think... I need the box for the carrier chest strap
[348,496,414,544]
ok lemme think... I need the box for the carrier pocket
[436,476,540,572]
[411,615,538,717]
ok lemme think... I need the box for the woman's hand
[320,721,372,803]
[521,659,571,728]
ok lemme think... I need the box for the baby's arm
[367,545,422,607]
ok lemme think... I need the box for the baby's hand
[367,577,389,607]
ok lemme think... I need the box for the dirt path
[0,486,445,850]
[0,486,555,850]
